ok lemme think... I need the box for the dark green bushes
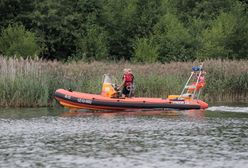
[1,0,248,61]
[0,24,40,58]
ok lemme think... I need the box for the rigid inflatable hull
[54,89,208,110]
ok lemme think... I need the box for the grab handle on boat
[179,71,194,98]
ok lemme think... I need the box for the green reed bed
[0,56,247,107]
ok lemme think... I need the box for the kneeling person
[118,69,134,97]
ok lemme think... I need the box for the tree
[101,0,139,60]
[135,0,163,37]
[170,0,235,25]
[31,0,104,60]
[77,24,109,60]
[197,2,248,59]
[0,0,248,61]
[0,24,40,58]
[197,12,236,59]
[0,0,35,30]
[133,37,158,63]
[153,13,194,62]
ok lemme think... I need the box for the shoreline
[0,57,247,107]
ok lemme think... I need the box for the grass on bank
[0,56,247,107]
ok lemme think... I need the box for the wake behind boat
[54,64,208,111]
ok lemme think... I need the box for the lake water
[0,106,248,168]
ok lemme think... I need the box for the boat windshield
[102,74,113,84]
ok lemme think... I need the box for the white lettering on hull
[77,98,92,104]
[64,94,92,104]
[171,101,190,104]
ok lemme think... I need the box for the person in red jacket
[187,71,206,93]
[118,68,134,97]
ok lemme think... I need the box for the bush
[0,24,41,58]
[133,37,158,63]
[153,13,194,62]
[197,12,236,59]
[197,3,248,60]
[76,24,109,61]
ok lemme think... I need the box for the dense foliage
[0,24,40,58]
[0,0,248,62]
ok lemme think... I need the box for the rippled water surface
[0,106,248,168]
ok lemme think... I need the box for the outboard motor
[101,74,118,98]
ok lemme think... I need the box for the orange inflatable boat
[54,66,208,111]
[54,89,208,110]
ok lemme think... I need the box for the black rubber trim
[54,91,201,110]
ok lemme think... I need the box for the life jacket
[198,76,205,83]
[123,73,134,87]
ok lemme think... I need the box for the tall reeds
[0,56,247,107]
